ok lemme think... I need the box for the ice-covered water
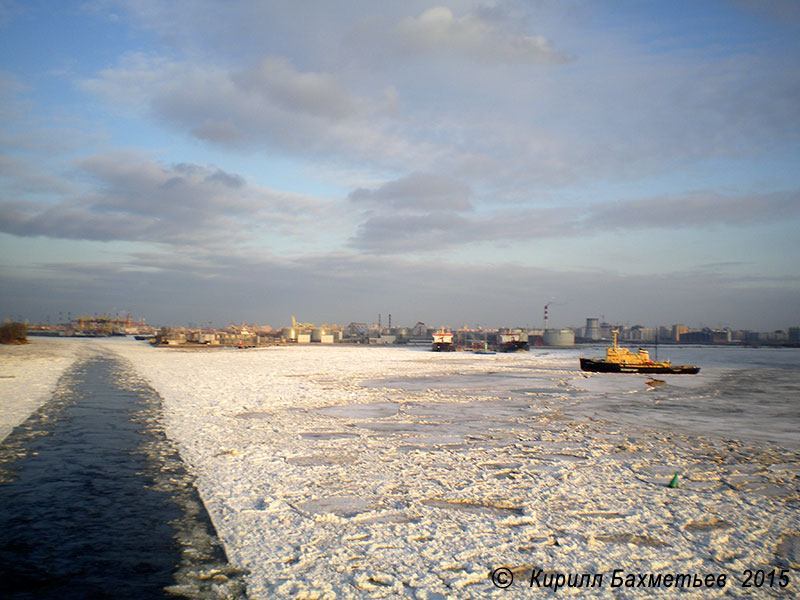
[572,345,800,448]
[3,339,797,598]
[372,345,800,448]
[90,339,798,599]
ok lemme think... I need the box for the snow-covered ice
[96,339,799,599]
[0,338,81,442]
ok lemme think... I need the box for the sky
[1,0,799,331]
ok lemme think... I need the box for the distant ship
[497,332,529,353]
[580,331,699,374]
[431,329,455,352]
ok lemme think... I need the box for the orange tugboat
[580,331,699,374]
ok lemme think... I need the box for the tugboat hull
[431,328,455,352]
[498,340,530,353]
[580,358,699,374]
[432,342,455,352]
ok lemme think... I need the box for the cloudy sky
[2,0,799,330]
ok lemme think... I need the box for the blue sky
[1,0,799,330]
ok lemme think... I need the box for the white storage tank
[543,329,575,346]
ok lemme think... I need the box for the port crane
[291,316,314,332]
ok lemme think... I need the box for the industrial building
[584,318,600,341]
[542,329,575,347]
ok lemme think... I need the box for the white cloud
[344,5,572,66]
[83,54,428,166]
[233,57,365,120]
[77,4,800,193]
[349,172,472,211]
[345,175,800,254]
[0,154,331,246]
[391,6,571,64]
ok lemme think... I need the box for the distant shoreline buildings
[14,312,800,349]
[575,318,800,347]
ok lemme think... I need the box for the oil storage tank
[543,329,575,346]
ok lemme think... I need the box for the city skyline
[2,1,799,330]
[15,309,798,338]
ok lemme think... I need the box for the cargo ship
[497,332,529,353]
[580,331,699,374]
[431,329,455,352]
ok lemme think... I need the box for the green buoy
[668,472,679,488]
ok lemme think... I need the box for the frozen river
[369,345,800,448]
[1,338,798,599]
[104,339,799,599]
